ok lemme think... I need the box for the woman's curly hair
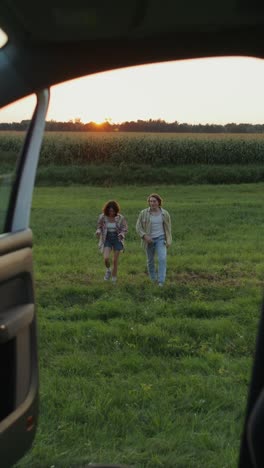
[103,200,120,216]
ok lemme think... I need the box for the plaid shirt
[96,213,128,252]
[136,207,172,248]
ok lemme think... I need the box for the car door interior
[0,89,49,468]
[2,2,264,466]
[239,301,264,468]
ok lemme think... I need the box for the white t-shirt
[150,213,164,238]
[107,221,116,233]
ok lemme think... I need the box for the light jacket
[136,207,172,249]
[96,213,128,252]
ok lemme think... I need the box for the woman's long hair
[103,200,120,216]
[147,193,163,206]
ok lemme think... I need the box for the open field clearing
[16,183,264,467]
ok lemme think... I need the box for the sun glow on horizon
[1,57,264,124]
[45,57,264,126]
[92,120,106,126]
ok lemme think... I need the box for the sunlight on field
[44,131,264,140]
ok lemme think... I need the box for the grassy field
[16,183,264,468]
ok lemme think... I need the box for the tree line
[1,118,264,133]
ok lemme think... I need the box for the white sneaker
[104,269,111,281]
[112,276,117,283]
[158,282,164,287]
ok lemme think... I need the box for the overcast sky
[1,56,264,125]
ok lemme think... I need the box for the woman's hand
[144,235,152,244]
[95,231,101,238]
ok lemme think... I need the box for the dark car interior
[1,1,264,466]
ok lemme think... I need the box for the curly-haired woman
[96,200,128,283]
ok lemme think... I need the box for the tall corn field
[1,131,264,167]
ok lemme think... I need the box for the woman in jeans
[136,193,172,286]
[96,200,128,283]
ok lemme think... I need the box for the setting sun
[1,57,264,124]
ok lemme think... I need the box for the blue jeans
[146,235,167,284]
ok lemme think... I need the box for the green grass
[16,183,264,467]
[35,163,264,185]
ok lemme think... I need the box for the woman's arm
[136,211,146,238]
[119,215,128,238]
[96,214,103,237]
